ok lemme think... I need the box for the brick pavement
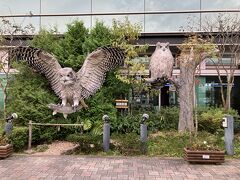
[0,155,240,180]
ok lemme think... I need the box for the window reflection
[145,14,200,32]
[92,15,144,31]
[41,0,91,14]
[145,0,200,11]
[0,17,39,34]
[41,16,91,33]
[0,0,40,15]
[92,0,144,12]
[0,0,239,33]
[201,0,240,9]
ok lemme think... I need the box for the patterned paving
[0,155,240,179]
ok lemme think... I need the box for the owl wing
[76,46,125,99]
[9,46,62,97]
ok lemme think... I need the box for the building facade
[0,0,240,112]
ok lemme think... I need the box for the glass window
[205,54,236,66]
[41,16,91,33]
[145,0,200,11]
[145,14,200,32]
[201,0,240,10]
[0,17,39,35]
[201,12,240,32]
[41,0,91,13]
[92,15,144,31]
[0,0,40,15]
[92,0,144,12]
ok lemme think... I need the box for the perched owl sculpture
[10,46,125,118]
[145,42,174,83]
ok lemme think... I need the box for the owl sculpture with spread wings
[145,42,174,84]
[10,46,125,118]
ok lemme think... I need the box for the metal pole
[158,87,161,111]
[103,115,110,152]
[140,114,149,154]
[223,115,234,155]
[28,120,32,150]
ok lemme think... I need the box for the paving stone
[0,156,240,179]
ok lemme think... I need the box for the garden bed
[184,148,225,164]
[0,144,13,158]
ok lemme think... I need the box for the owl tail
[63,114,68,119]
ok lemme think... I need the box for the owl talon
[52,111,57,115]
[84,105,89,110]
[72,104,78,111]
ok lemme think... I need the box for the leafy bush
[66,133,102,154]
[148,131,224,157]
[0,136,9,146]
[7,20,131,143]
[33,144,49,152]
[197,107,238,133]
[111,133,141,155]
[112,114,140,134]
[149,106,179,131]
[112,107,179,134]
[9,127,28,151]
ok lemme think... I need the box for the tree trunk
[178,63,195,132]
[225,82,232,111]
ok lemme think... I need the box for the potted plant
[0,136,13,158]
[184,137,225,164]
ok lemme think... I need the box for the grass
[147,131,225,157]
[66,130,231,157]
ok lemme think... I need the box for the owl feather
[146,42,174,83]
[9,46,125,118]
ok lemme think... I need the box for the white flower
[203,141,207,144]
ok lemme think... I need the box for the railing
[28,120,83,150]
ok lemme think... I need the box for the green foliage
[6,63,59,125]
[7,19,146,143]
[187,134,223,151]
[0,136,9,146]
[112,114,140,134]
[30,28,60,52]
[148,131,190,157]
[66,133,102,154]
[148,131,224,157]
[149,107,179,131]
[197,107,238,133]
[111,133,141,155]
[33,144,49,152]
[112,18,148,88]
[234,134,240,158]
[54,20,88,71]
[112,107,179,134]
[83,21,112,52]
[9,126,28,151]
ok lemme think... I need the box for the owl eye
[67,72,73,77]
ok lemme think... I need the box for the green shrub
[111,133,141,155]
[112,107,179,134]
[149,106,179,131]
[33,144,49,152]
[66,133,102,154]
[0,136,10,146]
[112,114,140,134]
[197,107,238,133]
[9,126,28,151]
[148,131,224,157]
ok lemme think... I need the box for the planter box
[0,144,13,158]
[184,148,225,164]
